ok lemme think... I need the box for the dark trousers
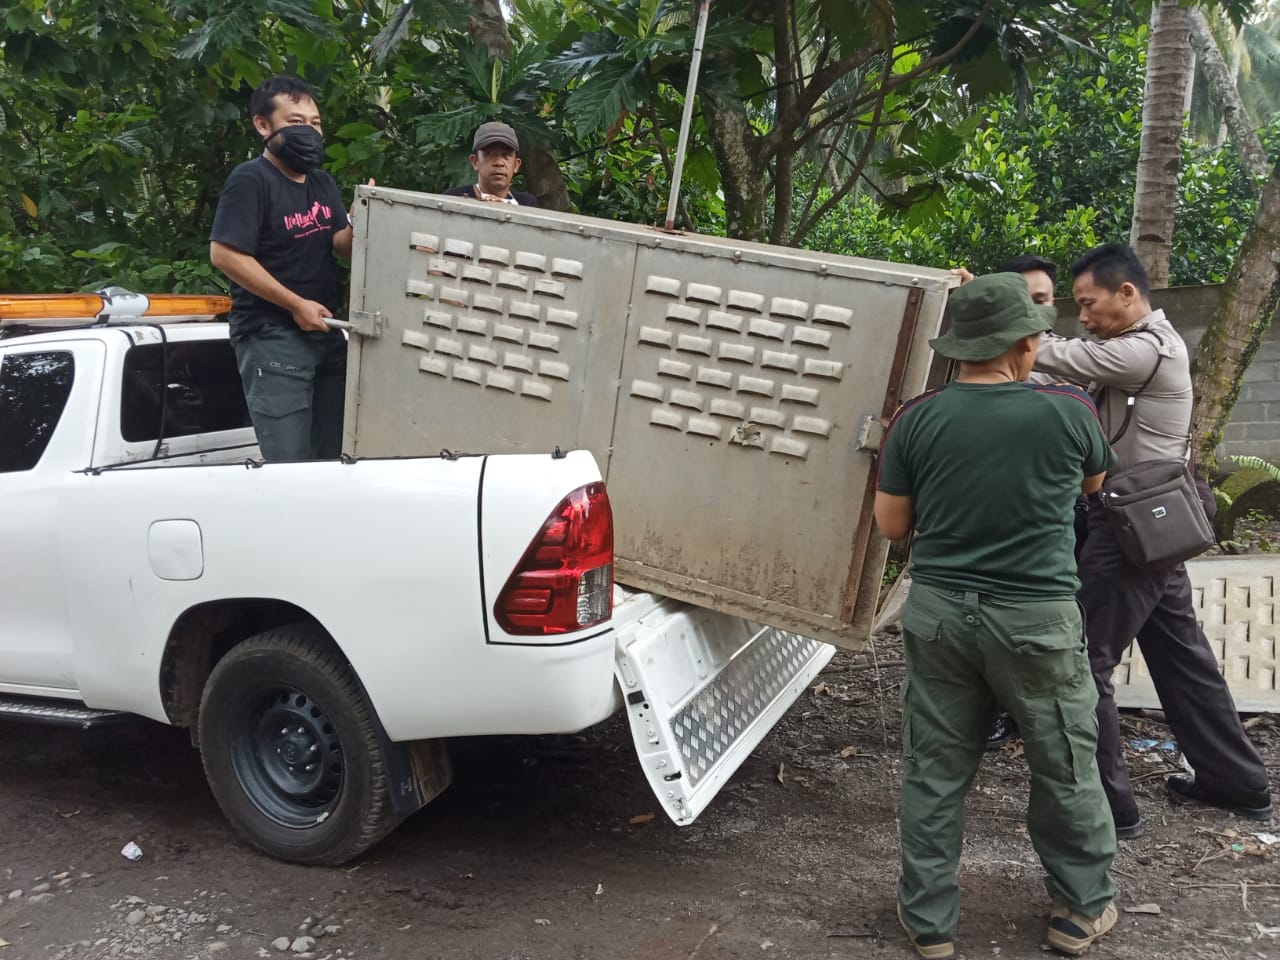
[234,323,347,462]
[1077,506,1269,822]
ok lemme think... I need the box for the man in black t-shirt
[209,75,352,461]
[442,122,538,206]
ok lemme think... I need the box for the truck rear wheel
[197,625,401,865]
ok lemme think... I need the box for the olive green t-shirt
[877,382,1115,600]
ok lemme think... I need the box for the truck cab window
[0,351,76,473]
[120,341,252,443]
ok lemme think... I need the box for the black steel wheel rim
[231,685,344,828]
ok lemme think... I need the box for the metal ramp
[613,589,834,825]
[0,695,134,729]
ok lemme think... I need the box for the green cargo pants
[897,582,1116,940]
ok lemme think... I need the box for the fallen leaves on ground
[1123,903,1161,915]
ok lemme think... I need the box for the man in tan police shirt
[1032,243,1271,838]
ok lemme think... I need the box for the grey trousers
[234,323,347,462]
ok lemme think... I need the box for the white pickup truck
[0,292,837,865]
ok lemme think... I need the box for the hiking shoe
[1166,774,1273,821]
[985,710,1018,751]
[1045,900,1117,955]
[897,903,955,959]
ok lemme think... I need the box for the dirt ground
[1,630,1277,960]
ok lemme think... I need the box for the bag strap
[1096,325,1196,464]
[1103,350,1163,445]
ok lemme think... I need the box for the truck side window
[0,351,76,473]
[120,341,252,443]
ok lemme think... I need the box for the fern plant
[1230,455,1280,480]
[1214,455,1280,542]
[1215,487,1235,515]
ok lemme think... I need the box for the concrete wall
[1052,285,1280,463]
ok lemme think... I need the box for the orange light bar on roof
[143,295,232,317]
[0,292,230,322]
[0,293,112,320]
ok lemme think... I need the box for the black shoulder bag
[1097,341,1215,571]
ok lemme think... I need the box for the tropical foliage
[0,0,1273,299]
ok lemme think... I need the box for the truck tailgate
[612,587,834,824]
[345,189,951,648]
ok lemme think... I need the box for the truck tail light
[494,482,614,636]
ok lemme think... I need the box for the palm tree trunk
[1188,10,1270,185]
[1191,157,1280,470]
[1130,0,1194,289]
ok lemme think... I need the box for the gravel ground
[1215,511,1280,556]
[1,629,1277,960]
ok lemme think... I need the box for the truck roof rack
[0,287,230,328]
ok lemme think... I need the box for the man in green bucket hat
[875,273,1119,958]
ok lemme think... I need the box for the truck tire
[197,624,401,865]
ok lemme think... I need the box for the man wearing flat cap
[875,274,1118,959]
[443,121,538,206]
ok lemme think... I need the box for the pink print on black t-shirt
[283,201,333,238]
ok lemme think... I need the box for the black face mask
[264,124,325,174]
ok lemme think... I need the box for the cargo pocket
[246,368,311,421]
[899,675,914,760]
[1054,699,1098,784]
[1010,620,1086,698]
[900,600,947,691]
